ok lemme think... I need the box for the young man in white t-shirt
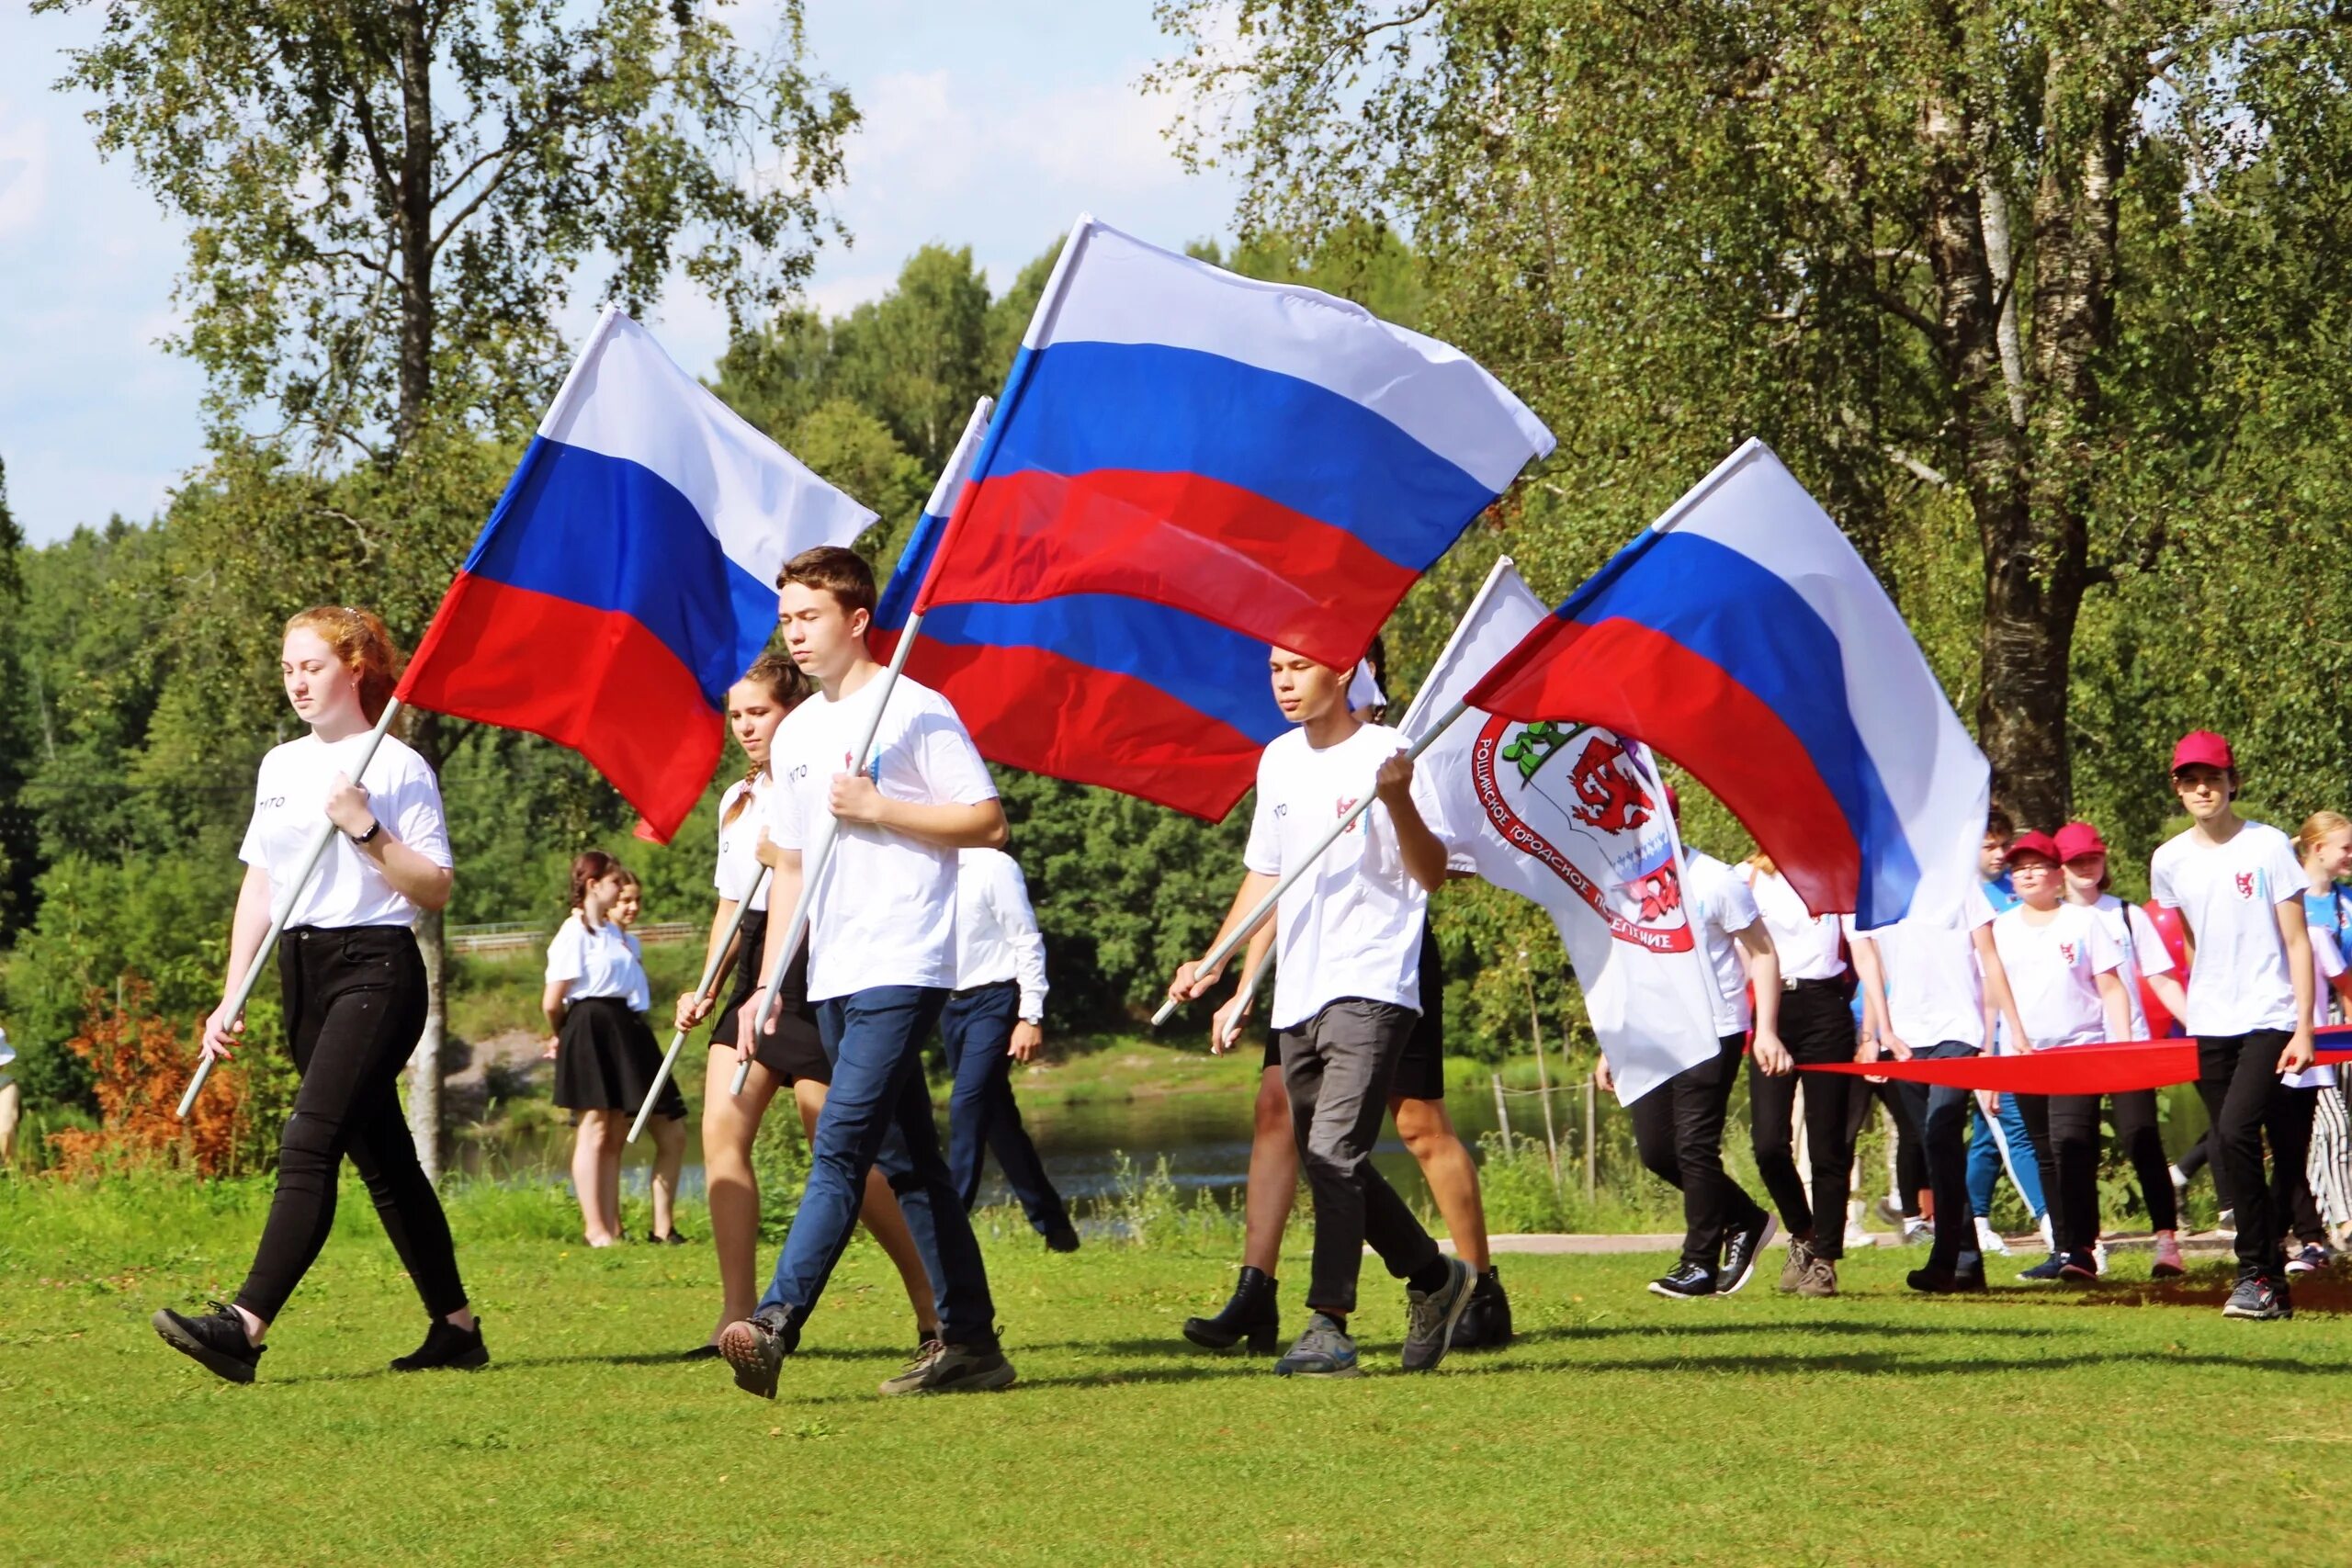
[2149,730,2316,1320]
[1847,878,2029,1292]
[1169,648,1471,1378]
[718,547,1015,1398]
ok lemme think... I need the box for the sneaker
[1272,1312,1361,1378]
[1974,1216,2011,1257]
[1454,1268,1512,1349]
[1402,1257,1475,1371]
[1649,1261,1718,1300]
[2222,1272,2291,1320]
[152,1301,264,1384]
[1872,1196,1907,1229]
[1843,1222,1874,1250]
[1900,1217,1930,1246]
[2037,1213,2056,1253]
[2018,1253,2068,1282]
[2151,1235,2187,1278]
[1717,1211,1779,1294]
[2168,1163,2189,1198]
[390,1316,489,1371]
[2217,1207,2235,1238]
[1797,1254,1839,1298]
[877,1337,1017,1395]
[1905,1264,1986,1294]
[1777,1235,1815,1294]
[2058,1250,2100,1282]
[717,1307,798,1400]
[2286,1243,2329,1276]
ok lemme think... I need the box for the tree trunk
[406,709,447,1181]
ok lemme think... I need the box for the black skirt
[707,911,831,1085]
[554,996,687,1118]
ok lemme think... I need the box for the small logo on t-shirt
[788,763,809,784]
[2235,871,2256,900]
[1336,795,1360,831]
[2058,941,2077,966]
[258,795,286,810]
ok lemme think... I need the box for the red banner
[1801,1026,2352,1094]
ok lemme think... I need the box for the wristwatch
[350,818,382,845]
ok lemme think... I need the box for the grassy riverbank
[4,1173,2345,1566]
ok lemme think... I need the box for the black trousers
[2277,1084,2324,1246]
[2044,1089,2178,1255]
[2016,1092,2057,1235]
[1846,1068,1927,1216]
[236,926,468,1323]
[1277,998,1442,1315]
[1747,986,1860,1258]
[1894,1042,1984,1272]
[1630,1033,1765,1269]
[2195,1031,2304,1276]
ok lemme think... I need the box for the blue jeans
[1964,1092,2047,1222]
[940,981,1071,1235]
[1893,1042,1988,1275]
[757,986,998,1349]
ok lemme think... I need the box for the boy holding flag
[1170,648,1474,1378]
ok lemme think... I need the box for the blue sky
[0,1,1239,545]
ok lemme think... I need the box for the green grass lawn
[5,1177,2346,1566]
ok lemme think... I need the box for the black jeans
[1847,1068,1927,1216]
[1893,1042,1984,1273]
[1630,1033,1764,1269]
[2277,1084,2324,1246]
[939,980,1070,1235]
[2044,1088,2179,1254]
[1747,986,1860,1258]
[2195,1031,2302,1276]
[1277,998,1442,1315]
[236,926,467,1323]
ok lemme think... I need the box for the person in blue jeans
[720,546,1015,1400]
[1848,876,2030,1292]
[942,846,1078,1250]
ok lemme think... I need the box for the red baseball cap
[2004,829,2063,866]
[2171,730,2235,773]
[2054,821,2109,862]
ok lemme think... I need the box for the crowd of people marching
[145,544,2352,1395]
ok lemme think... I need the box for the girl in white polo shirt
[2057,820,2189,1276]
[153,605,480,1384]
[1994,832,2132,1280]
[2150,730,2316,1320]
[547,850,686,1247]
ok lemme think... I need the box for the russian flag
[873,406,1287,820]
[1465,441,1990,930]
[397,308,876,841]
[914,216,1556,672]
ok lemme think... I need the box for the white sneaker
[2168,1163,2189,1197]
[1844,1223,1874,1249]
[1901,1217,1930,1246]
[1974,1216,2011,1257]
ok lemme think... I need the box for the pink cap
[2004,829,2063,866]
[2171,730,2235,773]
[2053,821,2109,862]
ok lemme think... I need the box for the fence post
[1522,951,1559,1180]
[1492,1073,1513,1155]
[1583,1076,1597,1202]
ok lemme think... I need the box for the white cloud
[0,104,48,236]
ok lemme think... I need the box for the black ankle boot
[1182,1266,1280,1352]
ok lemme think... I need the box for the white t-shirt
[1686,851,1762,1036]
[2083,895,2175,1042]
[546,912,639,1001]
[1992,903,2122,1049]
[2150,820,2304,1036]
[1244,723,1428,1031]
[715,772,774,913]
[955,849,1050,1020]
[1740,864,1845,982]
[621,930,650,1013]
[1846,883,1998,1051]
[768,675,997,1002]
[2290,909,2343,1089]
[238,732,453,930]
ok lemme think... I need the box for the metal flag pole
[177,699,406,1117]
[1151,699,1474,1027]
[729,395,995,1096]
[628,864,771,1142]
[1212,940,1275,1055]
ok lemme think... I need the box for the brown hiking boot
[1797,1254,1839,1298]
[1776,1236,1815,1294]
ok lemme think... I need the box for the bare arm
[1973,925,2030,1054]
[326,772,453,912]
[2278,903,2316,1072]
[736,850,807,1055]
[1209,919,1278,1055]
[1848,933,1903,1058]
[2145,970,2188,1021]
[2094,970,2131,1044]
[828,774,1008,850]
[200,865,276,1058]
[1736,922,1790,1074]
[1170,870,1281,1003]
[1374,750,1449,893]
[677,897,741,1032]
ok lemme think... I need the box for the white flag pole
[176,698,406,1118]
[1152,698,1475,1028]
[729,394,997,1096]
[628,863,771,1143]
